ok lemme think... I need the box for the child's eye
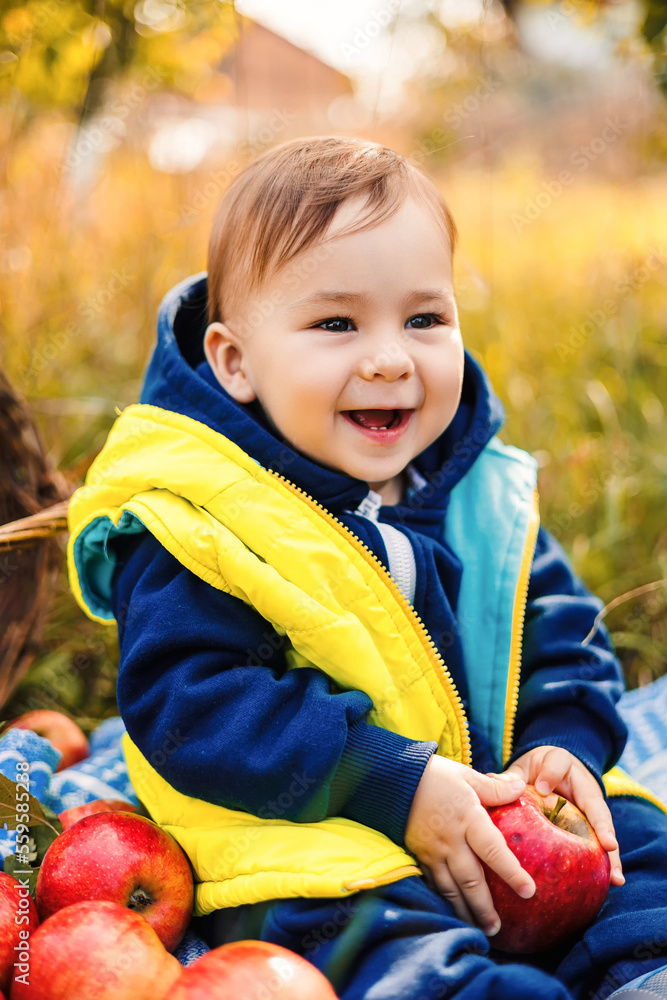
[406,313,443,329]
[316,316,354,333]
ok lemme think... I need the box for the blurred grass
[0,116,665,722]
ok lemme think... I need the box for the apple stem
[128,888,152,912]
[548,796,567,823]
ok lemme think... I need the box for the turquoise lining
[73,510,147,621]
[444,436,538,768]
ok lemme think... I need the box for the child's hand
[404,756,536,936]
[508,745,624,887]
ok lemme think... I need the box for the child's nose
[357,333,415,381]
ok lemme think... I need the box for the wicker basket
[0,368,71,709]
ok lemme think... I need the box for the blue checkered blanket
[616,674,667,803]
[1,682,666,965]
[0,717,205,966]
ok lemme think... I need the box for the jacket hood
[140,273,505,519]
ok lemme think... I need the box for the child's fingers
[587,810,618,853]
[467,769,525,808]
[428,859,479,929]
[567,771,618,852]
[532,748,571,795]
[466,810,536,901]
[563,769,623,883]
[576,793,619,855]
[438,852,501,936]
[497,758,530,783]
[608,847,624,886]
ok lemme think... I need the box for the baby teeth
[348,409,402,430]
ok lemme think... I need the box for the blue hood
[140,272,505,520]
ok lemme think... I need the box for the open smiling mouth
[343,409,413,433]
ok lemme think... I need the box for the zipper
[376,522,417,606]
[268,469,472,767]
[348,490,417,605]
[502,489,541,765]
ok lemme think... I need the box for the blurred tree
[640,0,667,91]
[496,0,667,94]
[0,0,237,130]
[397,0,665,101]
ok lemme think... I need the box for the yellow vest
[67,404,665,915]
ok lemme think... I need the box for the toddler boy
[67,136,667,999]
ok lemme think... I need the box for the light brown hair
[207,135,458,326]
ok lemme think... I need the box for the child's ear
[203,322,256,404]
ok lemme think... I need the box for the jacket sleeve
[505,525,628,786]
[112,531,436,845]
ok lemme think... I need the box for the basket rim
[0,499,70,550]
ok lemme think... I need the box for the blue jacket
[110,273,627,850]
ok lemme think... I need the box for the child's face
[205,195,464,504]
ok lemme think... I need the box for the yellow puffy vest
[67,404,665,915]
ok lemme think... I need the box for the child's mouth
[343,409,412,439]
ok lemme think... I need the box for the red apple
[58,798,138,830]
[35,812,194,952]
[5,711,89,772]
[483,784,611,953]
[10,900,181,999]
[164,940,338,999]
[0,872,39,996]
